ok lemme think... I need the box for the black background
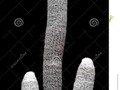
[0,0,108,90]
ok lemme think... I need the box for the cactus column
[21,71,39,90]
[73,58,95,90]
[43,0,67,90]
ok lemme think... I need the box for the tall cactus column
[43,0,67,90]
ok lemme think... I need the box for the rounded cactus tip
[81,57,94,67]
[23,71,37,82]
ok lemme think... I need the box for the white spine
[73,58,95,90]
[43,0,67,90]
[21,71,39,90]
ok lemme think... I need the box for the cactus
[21,71,39,90]
[42,0,67,90]
[21,0,96,90]
[73,58,95,90]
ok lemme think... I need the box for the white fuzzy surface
[81,57,94,69]
[23,71,37,82]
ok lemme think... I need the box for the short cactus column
[21,71,39,90]
[73,58,95,90]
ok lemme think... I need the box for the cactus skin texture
[73,58,95,90]
[43,0,67,90]
[21,71,39,90]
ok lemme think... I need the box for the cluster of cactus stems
[21,0,95,90]
[21,58,95,90]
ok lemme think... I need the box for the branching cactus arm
[73,58,95,90]
[43,0,67,90]
[21,71,39,90]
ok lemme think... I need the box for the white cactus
[73,58,95,90]
[43,0,67,90]
[20,0,96,90]
[21,71,39,90]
